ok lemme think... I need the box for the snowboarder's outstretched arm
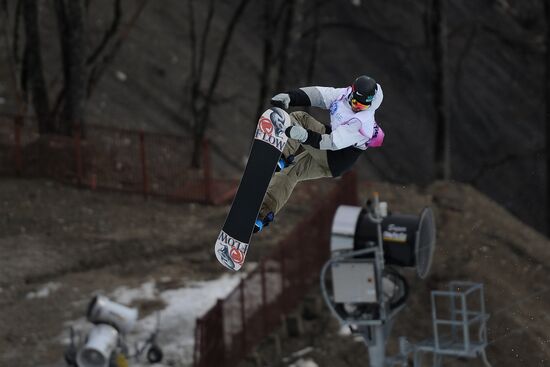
[271,87,343,110]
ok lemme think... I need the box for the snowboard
[215,107,292,271]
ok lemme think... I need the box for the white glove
[271,93,291,109]
[285,126,308,142]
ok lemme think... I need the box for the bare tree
[85,0,148,99]
[22,0,53,133]
[54,0,148,135]
[254,0,277,121]
[253,0,289,121]
[54,0,87,135]
[274,1,298,92]
[9,0,146,136]
[187,0,252,168]
[430,0,451,180]
[305,0,322,84]
[545,0,550,234]
[254,0,323,124]
[1,0,26,118]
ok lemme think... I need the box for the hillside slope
[0,177,548,366]
[238,180,550,367]
[0,176,335,367]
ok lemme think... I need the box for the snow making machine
[321,194,436,367]
[64,295,164,367]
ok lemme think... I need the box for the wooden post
[139,131,148,197]
[216,299,226,366]
[280,244,286,314]
[74,126,83,186]
[203,139,213,203]
[261,260,268,336]
[240,278,247,357]
[193,318,202,367]
[14,117,22,175]
[299,230,306,288]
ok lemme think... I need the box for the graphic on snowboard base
[215,230,249,270]
[215,107,292,271]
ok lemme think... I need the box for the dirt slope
[0,177,334,367]
[238,180,550,367]
[0,177,549,366]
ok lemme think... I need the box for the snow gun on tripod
[320,193,436,367]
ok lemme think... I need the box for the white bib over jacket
[312,85,383,150]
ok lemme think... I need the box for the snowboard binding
[275,154,295,172]
[253,212,275,233]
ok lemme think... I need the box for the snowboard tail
[214,108,292,271]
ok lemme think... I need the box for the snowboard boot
[253,211,275,233]
[275,154,295,172]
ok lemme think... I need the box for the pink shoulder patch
[368,124,384,148]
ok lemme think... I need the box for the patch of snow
[111,281,157,304]
[61,274,242,367]
[131,274,241,366]
[337,325,364,342]
[26,282,62,299]
[338,324,352,336]
[289,358,319,367]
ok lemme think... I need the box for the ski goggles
[349,97,371,111]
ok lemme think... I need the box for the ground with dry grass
[1,177,549,367]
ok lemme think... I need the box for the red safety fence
[0,115,237,205]
[193,171,358,367]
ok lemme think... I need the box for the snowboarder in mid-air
[254,75,385,232]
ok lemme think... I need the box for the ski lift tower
[320,194,436,367]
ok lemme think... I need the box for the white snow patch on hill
[61,274,242,366]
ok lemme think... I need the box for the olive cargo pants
[259,111,332,218]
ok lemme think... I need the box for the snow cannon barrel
[76,324,118,367]
[331,205,436,279]
[86,295,138,334]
